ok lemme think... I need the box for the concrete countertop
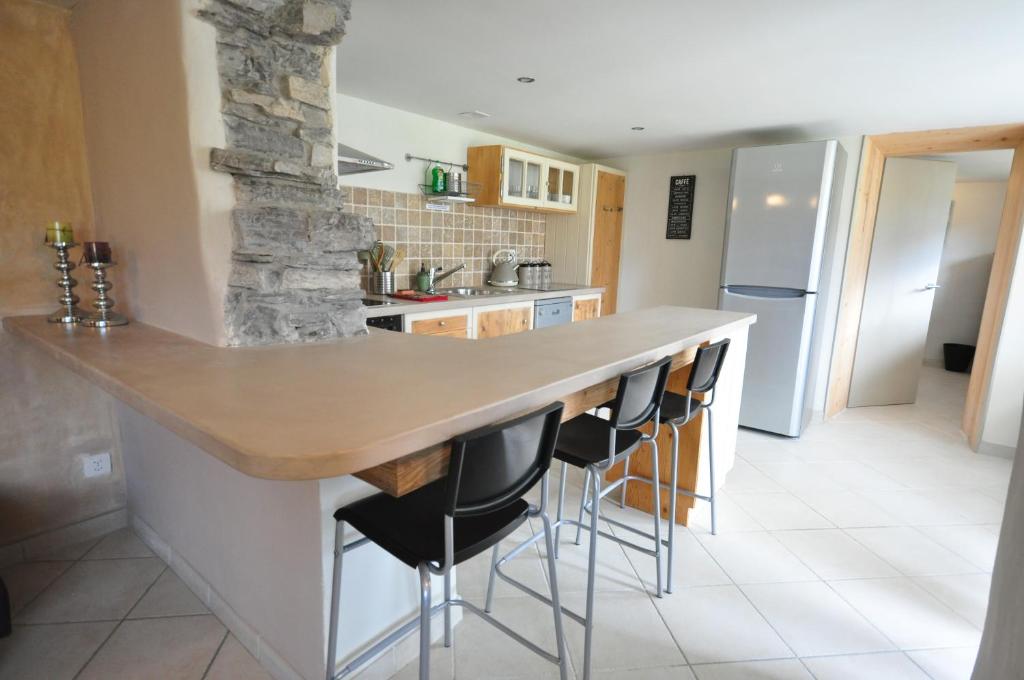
[361,283,604,317]
[3,307,754,482]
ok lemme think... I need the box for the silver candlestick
[47,241,84,324]
[80,262,128,328]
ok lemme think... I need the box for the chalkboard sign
[666,175,696,240]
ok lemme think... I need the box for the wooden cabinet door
[573,297,600,322]
[476,306,532,338]
[410,315,468,337]
[590,171,625,314]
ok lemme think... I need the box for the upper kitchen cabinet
[468,145,579,213]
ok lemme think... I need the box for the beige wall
[71,0,233,346]
[0,0,124,549]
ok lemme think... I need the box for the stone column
[201,0,374,345]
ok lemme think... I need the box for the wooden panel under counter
[410,314,468,337]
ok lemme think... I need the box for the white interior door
[848,157,957,407]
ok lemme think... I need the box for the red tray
[388,290,449,303]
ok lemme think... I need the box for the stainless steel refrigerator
[719,140,846,437]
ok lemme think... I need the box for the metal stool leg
[555,464,567,558]
[582,467,602,680]
[667,422,680,594]
[575,468,592,546]
[443,570,452,648]
[649,437,663,598]
[707,406,718,536]
[325,521,345,680]
[540,511,570,680]
[484,543,500,613]
[418,562,432,680]
[619,457,630,508]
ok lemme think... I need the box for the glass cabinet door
[560,168,576,206]
[506,157,524,199]
[525,160,542,200]
[547,166,561,202]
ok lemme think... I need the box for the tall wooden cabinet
[545,164,626,314]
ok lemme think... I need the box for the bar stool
[485,356,672,680]
[325,402,569,680]
[660,338,730,593]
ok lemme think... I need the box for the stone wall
[201,0,373,345]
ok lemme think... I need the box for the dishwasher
[533,296,573,329]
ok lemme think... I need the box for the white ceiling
[919,149,1015,182]
[336,0,1024,159]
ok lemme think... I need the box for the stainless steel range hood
[337,143,394,175]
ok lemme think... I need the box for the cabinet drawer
[411,315,468,336]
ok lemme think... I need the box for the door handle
[923,283,941,290]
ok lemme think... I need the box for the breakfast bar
[4,306,754,680]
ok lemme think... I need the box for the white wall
[601,136,862,414]
[924,182,1006,365]
[981,235,1024,455]
[334,93,581,194]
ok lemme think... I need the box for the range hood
[337,143,394,175]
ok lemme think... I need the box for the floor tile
[127,569,208,619]
[858,490,972,526]
[82,529,155,560]
[456,520,550,601]
[76,615,226,680]
[914,573,992,628]
[735,440,800,464]
[748,462,848,495]
[697,532,817,584]
[720,460,783,493]
[692,659,813,679]
[0,621,116,680]
[741,581,893,656]
[845,527,980,576]
[772,530,897,580]
[687,491,764,534]
[205,634,273,680]
[560,590,686,673]
[622,528,731,591]
[829,578,981,649]
[0,560,73,615]
[916,524,1000,571]
[392,639,455,680]
[27,536,101,562]
[654,585,792,664]
[805,460,907,491]
[801,651,929,679]
[793,490,901,529]
[728,493,833,531]
[905,646,979,680]
[16,558,165,623]
[593,666,696,679]
[539,524,645,594]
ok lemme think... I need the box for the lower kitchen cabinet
[475,301,534,338]
[572,294,602,322]
[403,308,472,338]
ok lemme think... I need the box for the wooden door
[476,307,532,338]
[572,297,600,322]
[848,158,956,407]
[590,171,625,314]
[410,314,469,338]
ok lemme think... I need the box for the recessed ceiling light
[517,76,535,83]
[631,126,646,131]
[459,110,491,119]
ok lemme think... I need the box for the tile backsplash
[343,186,546,290]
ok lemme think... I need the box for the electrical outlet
[82,452,112,478]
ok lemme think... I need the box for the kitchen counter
[4,307,753,484]
[360,282,603,317]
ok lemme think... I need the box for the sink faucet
[427,263,466,293]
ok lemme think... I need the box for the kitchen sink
[438,287,516,297]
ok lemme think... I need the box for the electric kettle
[488,249,519,287]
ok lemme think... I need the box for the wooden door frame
[826,123,1024,448]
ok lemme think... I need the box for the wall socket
[82,452,112,478]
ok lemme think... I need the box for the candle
[82,241,112,264]
[44,221,75,245]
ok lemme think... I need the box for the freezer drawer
[720,288,817,436]
[534,297,572,329]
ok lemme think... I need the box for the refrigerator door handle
[722,285,812,299]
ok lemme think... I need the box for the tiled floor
[0,367,1010,679]
[0,528,270,680]
[389,366,1009,679]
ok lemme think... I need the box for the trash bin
[943,343,976,373]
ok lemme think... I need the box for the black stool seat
[336,479,529,568]
[658,391,705,425]
[554,413,643,468]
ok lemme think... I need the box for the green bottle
[416,263,431,292]
[431,164,446,194]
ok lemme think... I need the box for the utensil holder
[369,271,395,295]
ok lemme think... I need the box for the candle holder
[80,262,128,328]
[47,241,84,324]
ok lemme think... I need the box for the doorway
[827,124,1024,449]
